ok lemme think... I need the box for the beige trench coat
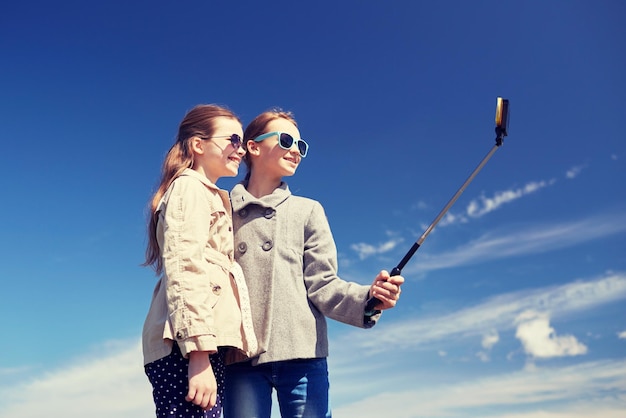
[142,169,257,365]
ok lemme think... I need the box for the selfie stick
[365,97,510,312]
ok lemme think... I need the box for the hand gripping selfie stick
[365,97,510,313]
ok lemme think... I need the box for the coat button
[238,209,248,218]
[264,208,275,219]
[212,284,222,295]
[238,242,248,253]
[262,240,273,251]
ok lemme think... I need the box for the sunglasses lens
[297,140,308,157]
[279,133,294,149]
[279,133,307,157]
[231,134,242,149]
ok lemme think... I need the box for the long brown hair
[143,104,241,274]
[242,108,297,181]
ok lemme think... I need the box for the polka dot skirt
[145,343,225,418]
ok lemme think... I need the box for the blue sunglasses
[253,131,309,157]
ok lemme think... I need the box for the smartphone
[495,97,510,137]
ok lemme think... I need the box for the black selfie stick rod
[397,143,501,269]
[365,98,510,313]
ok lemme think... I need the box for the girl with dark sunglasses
[224,109,404,418]
[141,104,258,418]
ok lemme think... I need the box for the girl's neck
[192,165,217,185]
[246,171,282,198]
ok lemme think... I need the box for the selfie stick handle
[365,98,510,314]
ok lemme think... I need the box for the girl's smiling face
[193,116,245,183]
[249,118,303,180]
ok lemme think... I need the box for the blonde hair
[143,104,240,274]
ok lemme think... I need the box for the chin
[281,163,299,175]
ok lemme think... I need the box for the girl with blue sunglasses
[224,109,404,418]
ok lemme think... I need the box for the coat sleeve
[161,177,226,357]
[302,201,382,328]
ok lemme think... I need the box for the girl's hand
[369,270,404,310]
[186,351,217,410]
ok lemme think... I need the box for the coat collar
[176,168,231,213]
[231,182,291,211]
[179,168,220,191]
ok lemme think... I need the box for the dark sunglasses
[201,134,243,150]
[253,131,309,157]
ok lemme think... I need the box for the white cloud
[353,189,624,267]
[466,179,555,218]
[420,178,556,229]
[618,330,626,339]
[565,164,586,179]
[476,351,491,362]
[12,337,618,418]
[350,238,403,260]
[0,366,34,377]
[0,340,153,418]
[476,329,500,361]
[350,211,626,269]
[515,310,587,358]
[332,359,626,418]
[411,200,429,210]
[438,211,468,227]
[1,277,623,418]
[405,211,626,274]
[482,329,500,349]
[336,272,626,354]
[349,243,377,259]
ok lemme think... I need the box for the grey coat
[231,182,380,365]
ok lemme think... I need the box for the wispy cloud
[404,211,626,274]
[411,200,429,211]
[466,179,556,218]
[336,272,626,354]
[350,237,404,260]
[477,329,500,362]
[0,366,34,377]
[421,179,556,229]
[351,177,599,262]
[435,211,468,227]
[327,273,626,414]
[0,340,153,418]
[332,359,626,418]
[482,329,500,350]
[1,276,624,418]
[619,330,626,339]
[350,174,556,260]
[565,164,586,179]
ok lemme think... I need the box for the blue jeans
[224,358,331,418]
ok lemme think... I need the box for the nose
[288,140,301,154]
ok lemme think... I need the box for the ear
[246,140,261,156]
[190,136,204,155]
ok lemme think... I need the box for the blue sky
[1,1,625,417]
